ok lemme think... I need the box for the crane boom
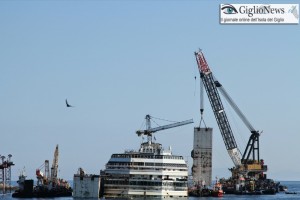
[51,145,59,183]
[195,51,241,166]
[137,119,194,136]
[136,115,193,142]
[149,119,193,132]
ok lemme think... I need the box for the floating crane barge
[12,145,72,198]
[192,50,280,195]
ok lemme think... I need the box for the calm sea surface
[1,181,299,200]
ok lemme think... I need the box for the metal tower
[0,154,14,194]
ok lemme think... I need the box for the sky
[1,0,299,182]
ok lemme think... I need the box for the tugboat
[211,179,224,197]
[12,145,72,198]
[188,178,223,197]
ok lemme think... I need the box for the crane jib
[136,116,193,140]
[195,51,210,73]
[195,50,241,166]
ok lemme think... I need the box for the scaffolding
[0,154,14,194]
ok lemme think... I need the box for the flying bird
[65,99,74,107]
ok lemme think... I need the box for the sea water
[1,181,299,200]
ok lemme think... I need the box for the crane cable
[199,77,207,129]
[194,76,197,96]
[151,118,161,127]
[150,116,178,123]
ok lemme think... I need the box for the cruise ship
[102,115,193,198]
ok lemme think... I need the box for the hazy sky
[1,0,299,182]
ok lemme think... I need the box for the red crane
[195,50,267,178]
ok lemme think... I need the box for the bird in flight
[65,99,74,107]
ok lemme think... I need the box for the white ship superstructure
[102,115,193,198]
[103,141,188,198]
